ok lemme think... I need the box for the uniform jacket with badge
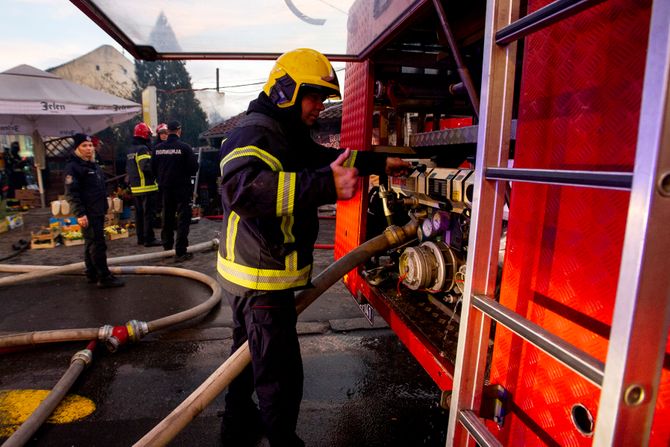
[64,153,108,218]
[152,134,199,188]
[217,93,387,296]
[126,137,158,195]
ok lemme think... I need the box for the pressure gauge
[432,211,450,233]
[421,218,434,239]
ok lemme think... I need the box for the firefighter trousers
[224,289,305,447]
[133,192,157,245]
[82,215,110,280]
[160,186,191,256]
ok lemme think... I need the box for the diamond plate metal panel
[410,121,517,147]
[335,60,373,275]
[489,0,668,445]
[346,0,423,55]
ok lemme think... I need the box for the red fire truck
[333,0,670,445]
[76,0,669,445]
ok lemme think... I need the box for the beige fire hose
[2,341,97,447]
[0,240,217,287]
[0,248,223,447]
[0,239,220,349]
[134,220,418,447]
[0,265,221,349]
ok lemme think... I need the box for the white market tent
[0,64,140,138]
[0,64,141,206]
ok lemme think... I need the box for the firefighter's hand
[77,215,89,228]
[385,157,412,176]
[331,149,359,200]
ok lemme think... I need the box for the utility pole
[141,86,158,130]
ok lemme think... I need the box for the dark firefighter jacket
[126,138,158,194]
[152,134,199,188]
[64,153,108,218]
[217,93,388,296]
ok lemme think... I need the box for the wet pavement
[0,208,448,446]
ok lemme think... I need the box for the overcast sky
[1,0,316,118]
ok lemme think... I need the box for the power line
[316,0,348,15]
[159,81,263,94]
[160,67,346,94]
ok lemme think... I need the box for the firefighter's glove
[331,149,359,200]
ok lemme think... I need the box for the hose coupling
[384,219,418,247]
[383,225,404,246]
[126,320,149,342]
[104,320,148,352]
[212,237,220,249]
[98,325,114,341]
[70,348,93,367]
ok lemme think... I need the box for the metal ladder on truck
[446,0,670,445]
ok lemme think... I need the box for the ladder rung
[472,294,605,387]
[496,0,606,45]
[458,410,503,447]
[485,167,632,190]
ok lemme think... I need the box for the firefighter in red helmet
[155,123,168,145]
[218,48,410,447]
[126,122,161,247]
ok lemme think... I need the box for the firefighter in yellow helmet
[218,48,410,447]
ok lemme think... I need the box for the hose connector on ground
[126,320,149,342]
[99,324,113,342]
[103,320,149,352]
[70,348,93,367]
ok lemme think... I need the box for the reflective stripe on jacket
[126,142,158,194]
[218,138,316,293]
[217,94,388,296]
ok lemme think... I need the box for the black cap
[167,120,182,131]
[72,133,92,150]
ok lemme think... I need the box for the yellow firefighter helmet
[263,48,341,108]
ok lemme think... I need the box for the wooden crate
[63,238,84,247]
[108,231,129,241]
[104,212,119,227]
[15,189,41,208]
[31,227,60,250]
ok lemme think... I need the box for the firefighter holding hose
[217,48,409,446]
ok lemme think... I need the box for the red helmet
[156,123,168,134]
[133,122,153,140]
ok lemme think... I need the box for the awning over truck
[71,0,424,61]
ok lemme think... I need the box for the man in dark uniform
[126,122,161,247]
[65,133,124,288]
[152,120,199,262]
[6,142,27,198]
[217,48,410,447]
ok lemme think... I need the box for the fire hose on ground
[0,241,221,447]
[0,219,417,446]
[1,341,97,447]
[0,240,217,289]
[134,219,418,447]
